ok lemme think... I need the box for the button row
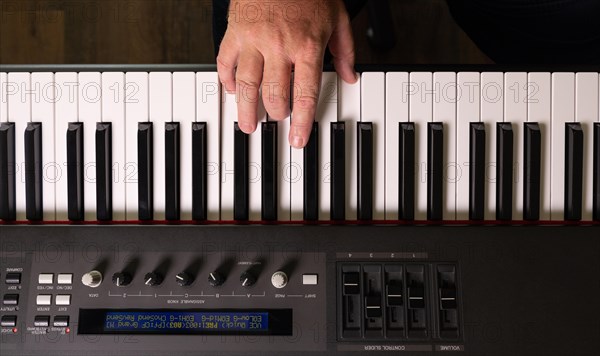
[36,294,71,306]
[34,315,69,327]
[38,273,73,285]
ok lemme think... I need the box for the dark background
[0,0,492,65]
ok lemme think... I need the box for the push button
[38,273,53,285]
[1,315,17,327]
[3,294,19,305]
[57,274,73,285]
[5,272,21,284]
[302,274,318,285]
[34,316,50,327]
[55,295,71,306]
[36,294,51,306]
[53,316,70,327]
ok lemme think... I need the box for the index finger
[289,55,323,148]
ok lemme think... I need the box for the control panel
[2,225,598,356]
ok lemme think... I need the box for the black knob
[112,272,132,287]
[240,271,256,287]
[175,272,193,286]
[207,272,225,287]
[144,272,163,286]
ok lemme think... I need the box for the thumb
[328,13,358,84]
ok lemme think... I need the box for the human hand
[217,0,358,148]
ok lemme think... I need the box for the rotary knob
[82,270,103,288]
[112,272,132,287]
[208,272,225,287]
[144,272,163,286]
[175,272,193,286]
[271,271,288,289]
[240,271,256,287]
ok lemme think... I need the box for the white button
[55,295,71,306]
[36,295,52,305]
[57,274,73,285]
[302,274,318,285]
[38,273,54,285]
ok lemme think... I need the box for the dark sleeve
[446,0,600,64]
[212,0,367,58]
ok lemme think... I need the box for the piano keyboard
[0,66,599,223]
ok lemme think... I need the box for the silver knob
[271,271,288,289]
[82,270,103,288]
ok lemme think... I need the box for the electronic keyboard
[0,65,599,356]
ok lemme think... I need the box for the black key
[96,123,112,221]
[428,122,443,221]
[0,123,16,221]
[594,123,600,221]
[357,122,372,221]
[469,123,485,221]
[565,123,583,221]
[496,122,513,221]
[138,122,153,221]
[262,122,277,221]
[524,123,541,221]
[67,123,84,221]
[165,122,180,221]
[399,122,415,220]
[304,123,318,221]
[234,122,249,221]
[192,122,207,221]
[25,123,43,221]
[331,122,345,221]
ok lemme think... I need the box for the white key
[576,72,598,221]
[221,90,236,220]
[78,72,102,221]
[249,100,267,221]
[340,75,361,220]
[31,73,56,221]
[277,114,291,221]
[360,72,385,220]
[481,72,503,220]
[289,124,303,221]
[0,73,7,123]
[384,72,408,220]
[433,72,457,220]
[318,72,338,220]
[551,73,575,220]
[504,72,527,220]
[173,72,196,220]
[409,72,433,220]
[54,73,78,220]
[196,73,220,220]
[527,72,551,220]
[456,72,480,220]
[149,72,172,220]
[7,73,31,221]
[102,72,126,220]
[125,72,149,220]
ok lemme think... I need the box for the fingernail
[291,135,304,148]
[239,122,254,133]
